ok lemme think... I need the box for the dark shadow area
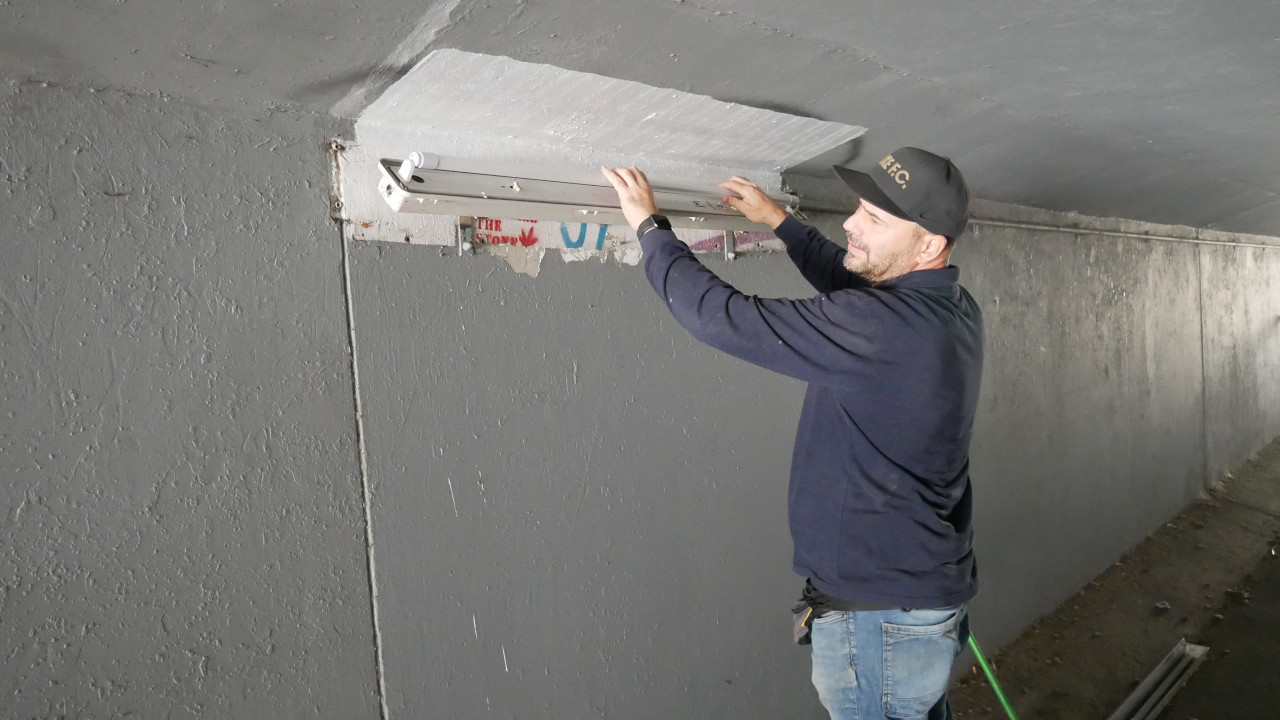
[778,138,865,215]
[782,138,863,177]
[287,64,401,106]
[713,98,828,121]
[295,60,419,116]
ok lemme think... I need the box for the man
[602,147,983,720]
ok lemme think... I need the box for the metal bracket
[329,139,347,221]
[781,180,809,223]
[378,152,790,232]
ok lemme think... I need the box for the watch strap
[636,214,671,240]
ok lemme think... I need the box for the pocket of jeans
[880,610,962,719]
[811,610,848,626]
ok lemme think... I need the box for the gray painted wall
[349,246,819,718]
[3,76,1279,718]
[0,82,380,719]
[351,215,1279,717]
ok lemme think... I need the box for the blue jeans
[809,605,968,720]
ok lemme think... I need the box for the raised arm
[772,215,870,293]
[600,167,878,385]
[635,225,878,386]
[717,177,868,294]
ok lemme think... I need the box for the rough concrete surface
[0,81,380,719]
[425,0,1280,236]
[347,242,823,719]
[959,222,1209,651]
[1201,244,1280,481]
[951,435,1280,720]
[344,198,1279,718]
[3,45,1280,718]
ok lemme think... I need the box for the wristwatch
[636,214,672,240]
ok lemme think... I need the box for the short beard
[842,228,924,284]
[843,235,902,284]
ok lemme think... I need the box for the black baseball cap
[833,147,970,240]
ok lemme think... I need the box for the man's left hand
[718,176,788,229]
[601,166,660,230]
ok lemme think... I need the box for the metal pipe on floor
[1105,639,1209,720]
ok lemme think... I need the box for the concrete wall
[350,208,1280,718]
[0,82,381,719]
[961,213,1280,646]
[3,77,1280,718]
[348,245,817,718]
[964,222,1207,640]
[1202,242,1280,480]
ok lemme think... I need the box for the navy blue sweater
[640,215,983,608]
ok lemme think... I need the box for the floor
[949,436,1280,720]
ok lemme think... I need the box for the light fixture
[377,152,799,232]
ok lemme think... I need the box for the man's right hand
[600,166,660,230]
[718,177,789,229]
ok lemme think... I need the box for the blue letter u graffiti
[560,223,608,250]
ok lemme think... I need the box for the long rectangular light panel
[376,154,795,232]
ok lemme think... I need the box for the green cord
[967,634,1019,720]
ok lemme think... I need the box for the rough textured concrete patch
[0,81,380,719]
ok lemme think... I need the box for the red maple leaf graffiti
[518,226,538,247]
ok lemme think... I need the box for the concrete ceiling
[3,0,1278,237]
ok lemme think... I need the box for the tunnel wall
[3,78,1278,718]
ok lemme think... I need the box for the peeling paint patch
[469,219,793,276]
[485,243,546,278]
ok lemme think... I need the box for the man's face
[841,199,929,283]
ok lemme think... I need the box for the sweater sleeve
[772,214,870,293]
[639,228,877,385]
